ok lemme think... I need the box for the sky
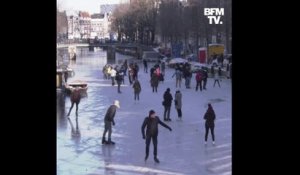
[58,0,129,15]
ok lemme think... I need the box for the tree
[57,9,68,41]
[110,0,232,53]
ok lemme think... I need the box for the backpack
[196,73,202,81]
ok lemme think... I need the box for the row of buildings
[58,4,117,42]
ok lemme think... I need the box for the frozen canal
[57,49,231,175]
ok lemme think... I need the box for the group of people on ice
[67,58,221,163]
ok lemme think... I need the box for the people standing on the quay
[141,110,172,163]
[102,100,120,145]
[195,70,203,91]
[143,59,148,73]
[150,73,159,93]
[174,90,182,120]
[132,79,141,101]
[163,88,173,121]
[203,103,216,145]
[172,68,183,88]
[115,71,123,93]
[67,87,82,117]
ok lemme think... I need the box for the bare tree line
[111,0,231,53]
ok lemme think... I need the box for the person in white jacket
[213,67,221,88]
[110,68,117,86]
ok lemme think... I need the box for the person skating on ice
[141,110,172,163]
[204,103,216,145]
[213,67,221,88]
[163,88,173,121]
[174,90,182,120]
[102,100,120,145]
[132,79,141,101]
[67,86,82,117]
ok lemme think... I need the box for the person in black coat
[163,88,173,121]
[204,103,216,145]
[143,59,148,73]
[202,69,208,90]
[150,66,156,78]
[102,100,120,145]
[115,71,123,93]
[141,110,172,163]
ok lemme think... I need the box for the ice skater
[213,69,221,88]
[102,100,120,145]
[67,86,82,117]
[115,71,123,93]
[141,110,172,163]
[163,88,173,121]
[204,103,216,145]
[174,90,182,120]
[150,74,159,93]
[143,59,148,73]
[132,79,141,101]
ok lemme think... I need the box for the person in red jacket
[195,70,203,91]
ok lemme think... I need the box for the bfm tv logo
[204,8,224,24]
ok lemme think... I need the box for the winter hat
[114,100,120,108]
[207,103,213,111]
[166,88,170,92]
[149,110,155,116]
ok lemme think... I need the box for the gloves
[169,128,172,132]
[112,122,115,126]
[142,135,145,139]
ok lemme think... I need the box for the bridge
[57,42,143,49]
[57,42,154,58]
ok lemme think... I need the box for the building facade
[67,15,80,40]
[78,11,91,39]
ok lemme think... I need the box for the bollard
[57,73,63,88]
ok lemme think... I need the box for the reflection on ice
[94,163,185,175]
